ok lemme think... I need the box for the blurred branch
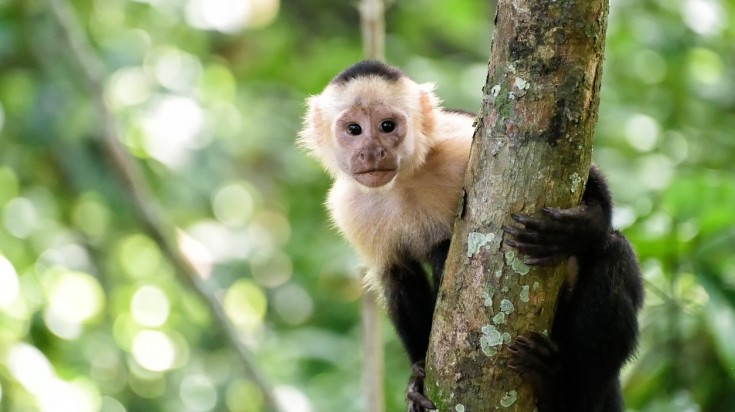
[359,0,385,62]
[359,1,386,411]
[42,1,283,411]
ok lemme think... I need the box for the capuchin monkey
[299,60,644,412]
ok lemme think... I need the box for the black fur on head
[331,60,404,85]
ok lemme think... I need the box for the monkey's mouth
[353,168,397,188]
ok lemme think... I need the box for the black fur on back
[331,60,404,85]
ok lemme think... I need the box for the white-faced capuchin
[299,60,644,412]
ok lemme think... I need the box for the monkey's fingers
[504,238,563,256]
[542,206,587,222]
[406,360,437,412]
[407,391,437,411]
[511,213,567,232]
[508,333,560,379]
[503,225,562,248]
[411,360,426,377]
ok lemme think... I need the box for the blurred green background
[0,0,734,411]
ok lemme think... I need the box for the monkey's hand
[406,360,437,412]
[508,332,563,411]
[502,205,608,266]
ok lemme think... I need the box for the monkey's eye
[380,121,396,133]
[347,124,362,135]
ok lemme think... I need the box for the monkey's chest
[328,185,455,268]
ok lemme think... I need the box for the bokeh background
[0,0,734,411]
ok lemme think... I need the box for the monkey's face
[334,106,407,188]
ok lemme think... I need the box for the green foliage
[0,0,733,411]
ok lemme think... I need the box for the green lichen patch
[511,257,530,275]
[492,312,506,325]
[505,250,530,275]
[500,299,515,314]
[483,291,494,307]
[520,285,530,302]
[490,84,501,98]
[514,77,530,91]
[480,324,504,357]
[500,390,518,408]
[570,172,583,193]
[467,232,496,257]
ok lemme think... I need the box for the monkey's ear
[418,83,440,137]
[298,95,327,157]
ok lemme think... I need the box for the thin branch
[42,1,282,411]
[359,1,386,411]
[359,0,386,62]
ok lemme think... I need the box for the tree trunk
[424,0,609,410]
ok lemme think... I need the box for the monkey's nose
[359,147,386,161]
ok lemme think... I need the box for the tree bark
[424,0,608,410]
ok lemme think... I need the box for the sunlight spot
[642,212,672,238]
[47,270,104,325]
[131,330,176,372]
[0,256,20,308]
[612,206,637,230]
[180,375,218,411]
[44,309,83,340]
[185,0,281,32]
[223,280,267,332]
[250,250,292,288]
[688,48,724,86]
[37,378,99,412]
[252,211,290,246]
[625,114,659,152]
[148,48,202,93]
[682,0,726,36]
[639,154,674,191]
[3,197,40,238]
[117,234,162,279]
[107,67,151,108]
[100,396,126,412]
[177,229,213,279]
[141,95,208,169]
[212,183,255,227]
[185,0,252,32]
[274,386,311,412]
[186,221,252,262]
[226,380,263,411]
[273,283,313,325]
[7,343,55,395]
[131,285,170,327]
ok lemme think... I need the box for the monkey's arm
[504,168,644,411]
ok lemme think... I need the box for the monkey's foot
[508,332,562,409]
[503,205,607,265]
[406,360,437,412]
